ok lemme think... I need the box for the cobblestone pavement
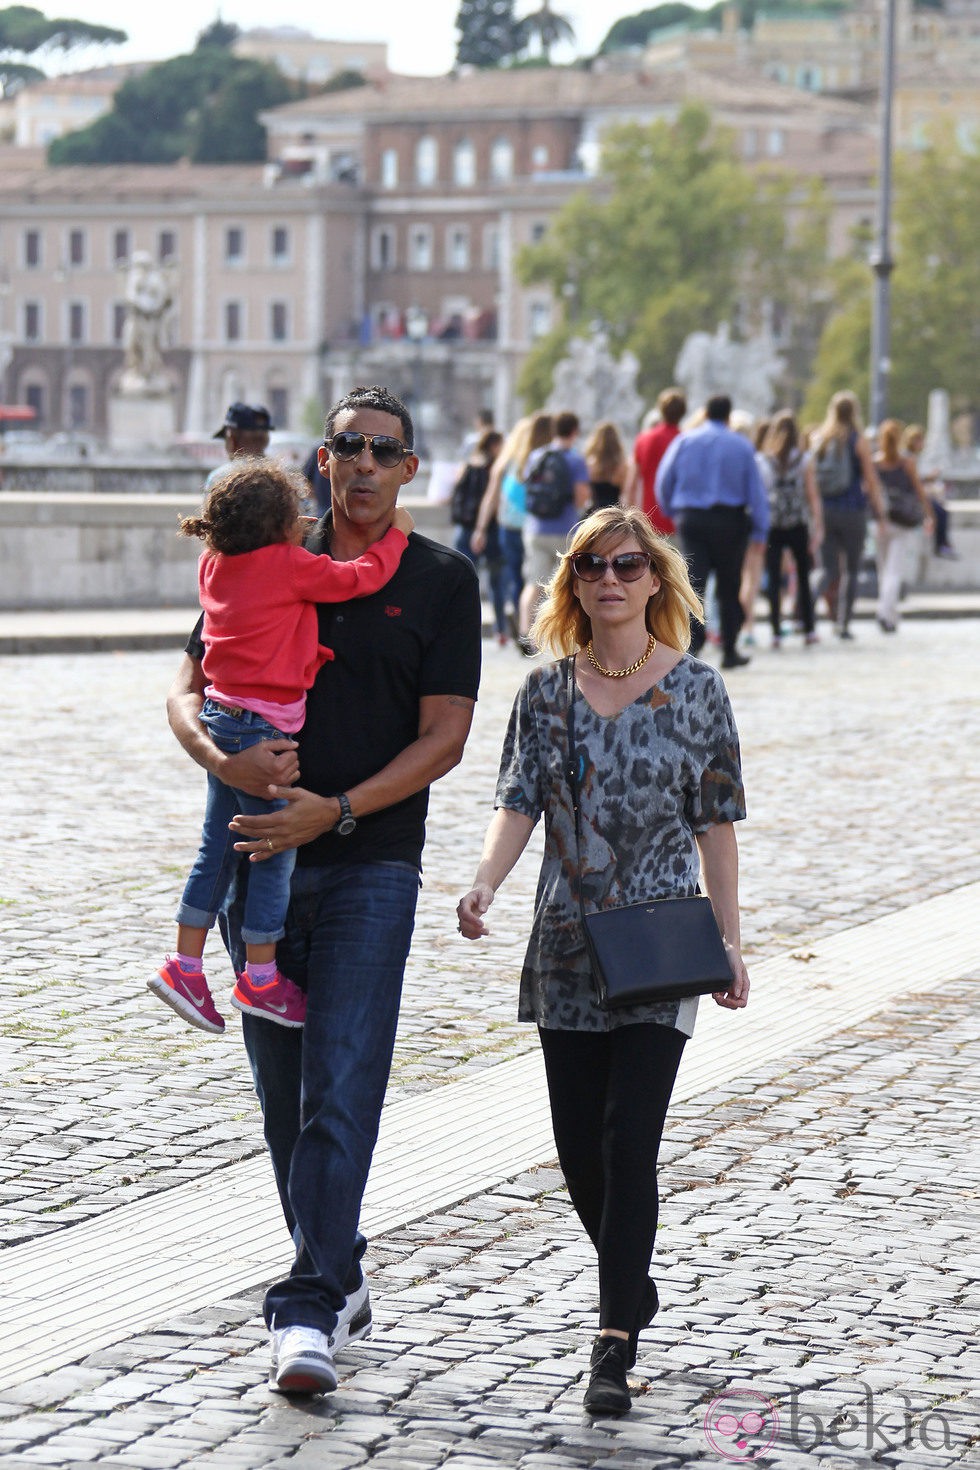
[1,623,978,1464]
[4,623,978,1244]
[1,979,976,1468]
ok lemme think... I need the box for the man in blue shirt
[655,395,770,669]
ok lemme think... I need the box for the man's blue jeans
[177,700,292,946]
[222,859,419,1332]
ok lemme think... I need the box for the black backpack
[525,449,574,519]
[450,463,489,529]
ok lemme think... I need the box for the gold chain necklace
[585,633,657,679]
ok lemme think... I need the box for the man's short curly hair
[324,385,414,449]
[180,458,304,555]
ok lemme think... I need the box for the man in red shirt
[632,388,687,535]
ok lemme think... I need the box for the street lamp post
[870,0,898,429]
[405,307,428,459]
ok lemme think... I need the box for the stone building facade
[0,65,875,455]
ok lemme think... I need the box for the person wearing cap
[206,403,274,486]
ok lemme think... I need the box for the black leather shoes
[627,1276,660,1368]
[721,651,751,669]
[583,1335,631,1416]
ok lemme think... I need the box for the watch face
[337,815,357,836]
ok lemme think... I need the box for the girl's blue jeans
[176,699,293,947]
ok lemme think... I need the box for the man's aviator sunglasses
[325,431,412,468]
[570,551,653,583]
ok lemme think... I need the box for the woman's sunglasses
[324,432,412,468]
[570,551,653,583]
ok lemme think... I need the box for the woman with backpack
[760,411,824,647]
[472,415,551,625]
[472,413,554,650]
[451,428,508,645]
[812,392,887,641]
[874,419,933,633]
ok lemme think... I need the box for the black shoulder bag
[563,657,734,1008]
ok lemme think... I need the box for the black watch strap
[333,792,357,836]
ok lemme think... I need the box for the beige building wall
[0,60,885,448]
[233,29,387,85]
[0,168,363,439]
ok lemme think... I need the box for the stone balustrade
[0,491,452,610]
[0,470,977,610]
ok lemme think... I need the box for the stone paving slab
[0,979,976,1467]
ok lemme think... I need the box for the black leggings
[766,522,814,635]
[538,1023,686,1332]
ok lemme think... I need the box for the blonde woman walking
[457,507,749,1415]
[812,392,886,640]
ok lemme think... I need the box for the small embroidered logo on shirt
[385,605,402,617]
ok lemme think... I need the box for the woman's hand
[470,528,487,556]
[457,883,495,939]
[712,945,750,1010]
[230,785,337,861]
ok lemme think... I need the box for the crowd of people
[450,387,955,663]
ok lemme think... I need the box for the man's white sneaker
[270,1325,337,1395]
[330,1277,372,1355]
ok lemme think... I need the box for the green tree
[600,5,717,55]
[195,19,239,50]
[47,48,295,164]
[454,0,520,67]
[599,1,848,55]
[517,104,829,408]
[804,137,980,423]
[516,1,575,62]
[320,67,369,94]
[0,4,125,95]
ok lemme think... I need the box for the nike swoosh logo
[265,1000,289,1013]
[183,989,209,1009]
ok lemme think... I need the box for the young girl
[149,458,414,1036]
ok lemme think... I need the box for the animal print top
[495,654,745,1033]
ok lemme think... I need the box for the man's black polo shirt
[186,522,482,870]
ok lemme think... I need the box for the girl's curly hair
[180,458,305,555]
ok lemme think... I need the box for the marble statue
[547,326,644,441]
[674,314,784,421]
[120,252,173,394]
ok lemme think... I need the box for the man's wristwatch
[332,793,357,837]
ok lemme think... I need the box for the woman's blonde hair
[501,411,552,479]
[815,390,862,454]
[901,423,925,454]
[877,418,904,461]
[530,506,703,656]
[583,420,625,479]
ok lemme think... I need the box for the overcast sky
[49,0,715,78]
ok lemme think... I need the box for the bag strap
[563,655,589,923]
[563,653,702,920]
